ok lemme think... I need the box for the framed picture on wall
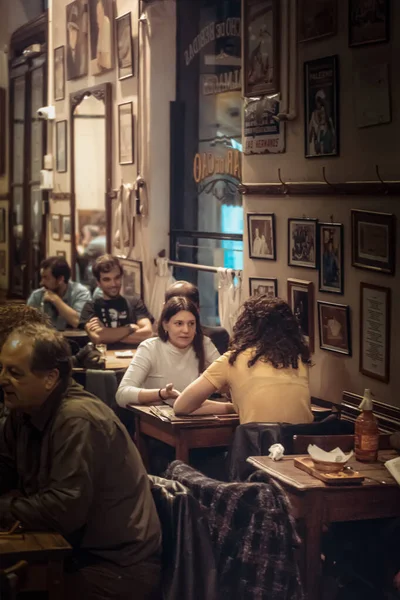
[288,218,318,269]
[62,216,71,242]
[360,283,391,383]
[304,55,339,158]
[351,209,396,275]
[298,0,337,43]
[56,250,67,259]
[56,120,67,173]
[0,208,6,243]
[249,277,277,298]
[88,0,114,75]
[51,215,61,241]
[287,278,315,352]
[318,301,351,356]
[349,0,390,47]
[66,0,88,80]
[319,222,344,294]
[54,46,65,101]
[118,102,134,164]
[116,12,134,80]
[119,258,143,299]
[247,213,276,260]
[243,0,279,96]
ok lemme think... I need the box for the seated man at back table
[27,256,91,330]
[165,280,230,355]
[0,323,161,599]
[80,254,153,349]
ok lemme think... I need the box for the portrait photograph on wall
[298,0,337,42]
[118,102,134,164]
[319,222,343,294]
[62,216,71,242]
[120,258,143,300]
[243,0,279,96]
[116,12,133,80]
[318,301,351,355]
[66,0,88,80]
[360,282,391,383]
[247,213,276,260]
[351,209,396,274]
[304,55,339,158]
[287,278,315,352]
[89,0,114,75]
[288,218,318,268]
[54,46,65,102]
[51,215,61,241]
[56,120,67,173]
[349,0,390,47]
[249,277,277,298]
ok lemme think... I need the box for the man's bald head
[164,281,199,308]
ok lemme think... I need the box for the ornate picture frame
[299,0,337,43]
[249,276,278,298]
[288,218,318,269]
[318,301,351,356]
[319,222,344,294]
[287,278,315,353]
[119,258,143,299]
[62,215,71,242]
[351,209,396,275]
[54,46,65,101]
[118,102,134,165]
[349,0,390,47]
[51,215,61,241]
[247,213,276,261]
[360,282,391,383]
[116,12,134,80]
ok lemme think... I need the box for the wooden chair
[292,433,392,454]
[0,561,28,600]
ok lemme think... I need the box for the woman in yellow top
[174,295,313,424]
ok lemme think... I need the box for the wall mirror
[70,82,111,290]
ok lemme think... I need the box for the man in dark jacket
[0,323,161,599]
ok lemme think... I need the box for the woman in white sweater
[116,296,234,415]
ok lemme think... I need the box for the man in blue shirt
[27,256,91,330]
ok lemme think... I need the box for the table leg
[300,493,324,600]
[135,416,150,470]
[175,435,189,464]
[47,560,64,600]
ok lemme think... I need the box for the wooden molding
[341,391,400,433]
[239,181,400,197]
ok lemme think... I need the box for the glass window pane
[13,123,25,184]
[31,67,44,116]
[31,120,43,181]
[13,76,25,120]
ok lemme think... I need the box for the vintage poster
[244,94,285,154]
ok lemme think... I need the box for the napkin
[268,443,285,461]
[307,444,353,463]
[114,350,134,358]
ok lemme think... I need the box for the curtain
[217,268,242,336]
[149,257,175,322]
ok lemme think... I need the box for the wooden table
[0,531,71,599]
[248,451,400,600]
[72,348,135,373]
[128,405,239,466]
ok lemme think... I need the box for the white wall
[242,2,400,407]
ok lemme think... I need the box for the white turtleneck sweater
[116,336,220,407]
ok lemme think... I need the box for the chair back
[0,561,27,600]
[292,432,392,454]
[202,325,230,355]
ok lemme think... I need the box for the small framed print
[287,278,315,353]
[318,301,351,356]
[249,277,277,298]
[243,0,279,96]
[51,215,61,241]
[56,120,67,173]
[351,210,396,275]
[299,0,337,43]
[56,250,67,259]
[118,102,134,165]
[119,258,143,299]
[304,55,339,158]
[0,207,6,243]
[0,250,6,275]
[288,218,318,269]
[349,0,390,47]
[62,215,71,242]
[116,12,134,80]
[360,283,391,383]
[247,213,276,261]
[319,222,344,294]
[54,46,65,101]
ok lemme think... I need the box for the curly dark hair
[158,296,205,374]
[228,295,311,369]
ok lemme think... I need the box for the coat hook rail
[375,165,389,195]
[277,168,288,194]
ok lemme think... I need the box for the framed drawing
[243,0,279,96]
[88,0,114,75]
[249,277,277,298]
[56,120,67,173]
[62,215,71,242]
[349,0,390,47]
[0,208,5,243]
[351,210,395,275]
[119,258,143,299]
[0,250,6,276]
[304,55,339,158]
[118,102,134,164]
[318,301,351,356]
[287,278,315,352]
[319,222,344,294]
[288,218,318,269]
[51,215,61,241]
[116,12,134,80]
[247,213,276,260]
[66,0,88,80]
[54,46,65,101]
[299,0,337,42]
[360,283,391,383]
[56,250,67,259]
